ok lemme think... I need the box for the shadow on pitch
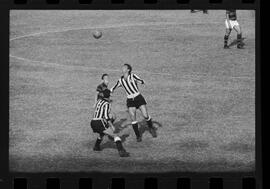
[101,134,130,150]
[100,118,162,150]
[228,37,246,47]
[119,119,162,138]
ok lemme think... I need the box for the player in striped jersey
[110,64,157,142]
[90,89,129,157]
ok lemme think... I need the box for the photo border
[0,0,261,188]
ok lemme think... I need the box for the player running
[224,9,244,49]
[90,89,130,157]
[93,74,109,108]
[110,64,157,142]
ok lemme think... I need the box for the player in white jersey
[111,64,157,142]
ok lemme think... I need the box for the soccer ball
[93,30,102,39]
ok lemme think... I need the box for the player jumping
[110,64,157,142]
[90,89,130,157]
[224,9,244,49]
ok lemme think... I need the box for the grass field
[9,10,255,172]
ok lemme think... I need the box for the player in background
[90,89,130,157]
[110,64,157,142]
[190,10,208,14]
[224,9,244,49]
[93,74,109,108]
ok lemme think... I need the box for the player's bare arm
[93,91,99,108]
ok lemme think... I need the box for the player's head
[102,89,111,99]
[101,74,109,85]
[122,64,132,75]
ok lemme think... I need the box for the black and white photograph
[9,10,255,173]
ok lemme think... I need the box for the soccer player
[224,9,244,49]
[110,64,157,142]
[203,10,208,14]
[190,10,208,14]
[90,89,129,157]
[93,74,109,108]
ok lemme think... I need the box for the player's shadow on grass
[100,118,130,150]
[138,120,162,137]
[119,119,162,138]
[101,134,130,150]
[228,37,246,47]
[100,119,162,150]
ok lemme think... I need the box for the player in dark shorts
[110,64,157,142]
[90,89,129,157]
[93,74,109,108]
[224,9,244,49]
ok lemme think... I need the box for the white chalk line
[10,22,254,80]
[9,21,222,41]
[10,22,179,41]
[10,54,254,80]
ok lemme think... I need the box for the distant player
[224,9,244,49]
[93,74,109,108]
[110,64,157,142]
[90,89,130,157]
[190,10,208,14]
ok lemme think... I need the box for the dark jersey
[96,82,108,100]
[226,10,237,21]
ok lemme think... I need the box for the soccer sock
[237,34,242,44]
[132,121,140,138]
[94,138,102,147]
[224,35,229,45]
[95,133,104,146]
[114,137,124,151]
[146,116,153,129]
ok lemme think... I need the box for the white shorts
[225,20,239,29]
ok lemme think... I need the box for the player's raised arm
[110,79,122,93]
[133,73,145,84]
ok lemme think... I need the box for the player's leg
[224,20,232,48]
[203,10,208,14]
[128,106,141,142]
[93,133,105,151]
[139,104,157,138]
[224,29,231,48]
[233,23,244,49]
[91,120,106,151]
[103,127,130,157]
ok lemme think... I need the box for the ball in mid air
[93,30,102,39]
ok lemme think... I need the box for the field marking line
[10,22,179,41]
[10,21,222,41]
[10,22,254,80]
[10,54,254,80]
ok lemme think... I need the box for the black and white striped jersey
[93,99,110,120]
[111,73,145,99]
